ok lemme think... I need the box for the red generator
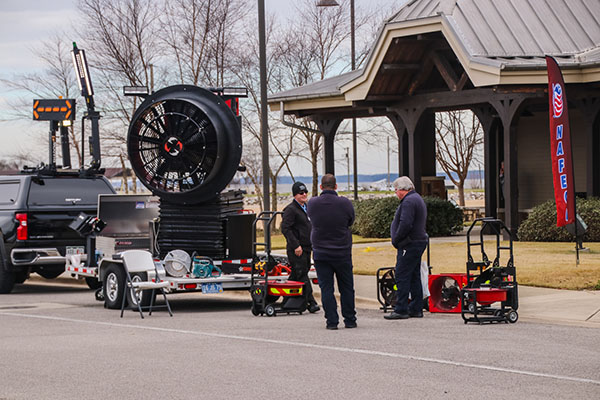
[428,274,468,313]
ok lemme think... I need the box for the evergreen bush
[352,195,463,238]
[517,197,600,242]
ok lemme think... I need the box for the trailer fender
[97,258,123,282]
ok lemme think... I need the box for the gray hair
[392,176,414,191]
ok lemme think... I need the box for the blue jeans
[314,258,356,327]
[394,241,427,315]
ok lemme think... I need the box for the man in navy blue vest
[385,176,428,320]
[281,181,319,313]
[307,174,357,330]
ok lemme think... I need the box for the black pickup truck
[0,172,115,293]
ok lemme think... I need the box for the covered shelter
[268,0,600,237]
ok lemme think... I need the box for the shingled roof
[270,0,600,108]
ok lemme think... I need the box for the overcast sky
[0,0,403,176]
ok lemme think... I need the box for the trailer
[65,193,295,309]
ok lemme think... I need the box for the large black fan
[128,85,242,204]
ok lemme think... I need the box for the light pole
[258,0,270,212]
[317,0,357,200]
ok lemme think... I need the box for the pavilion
[268,0,600,236]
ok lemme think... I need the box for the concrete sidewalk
[344,228,600,327]
[345,274,600,327]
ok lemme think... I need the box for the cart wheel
[251,305,260,316]
[265,304,276,317]
[494,309,504,317]
[467,303,475,313]
[507,310,519,323]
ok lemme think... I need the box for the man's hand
[294,246,303,256]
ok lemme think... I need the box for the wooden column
[573,97,600,198]
[389,107,426,192]
[387,113,407,176]
[489,96,528,239]
[418,112,436,177]
[313,117,342,175]
[473,105,499,219]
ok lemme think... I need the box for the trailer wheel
[85,277,102,290]
[265,304,276,317]
[103,264,126,309]
[126,272,154,308]
[507,310,518,323]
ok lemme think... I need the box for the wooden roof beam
[380,63,421,73]
[430,51,463,92]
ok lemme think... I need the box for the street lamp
[258,0,270,212]
[317,0,358,201]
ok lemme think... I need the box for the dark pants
[286,249,316,306]
[314,258,356,327]
[394,241,427,315]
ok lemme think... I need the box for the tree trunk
[271,175,278,212]
[458,181,465,206]
[119,154,128,194]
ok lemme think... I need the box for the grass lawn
[351,241,600,290]
[262,234,388,251]
[266,234,600,290]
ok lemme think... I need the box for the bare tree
[435,110,483,206]
[76,0,163,167]
[161,0,244,87]
[0,35,83,166]
[232,20,297,211]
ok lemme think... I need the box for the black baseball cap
[292,181,308,196]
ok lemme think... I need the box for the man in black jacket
[307,174,357,330]
[385,176,428,320]
[281,181,320,313]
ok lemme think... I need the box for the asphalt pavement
[1,279,600,399]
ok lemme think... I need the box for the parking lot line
[2,311,599,386]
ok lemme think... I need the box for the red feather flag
[546,56,575,227]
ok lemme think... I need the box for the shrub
[517,197,600,242]
[424,196,464,237]
[352,195,463,238]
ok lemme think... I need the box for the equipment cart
[376,238,432,312]
[250,211,306,317]
[460,218,519,324]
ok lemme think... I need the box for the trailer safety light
[16,213,28,241]
[123,86,149,97]
[71,43,94,97]
[184,283,197,290]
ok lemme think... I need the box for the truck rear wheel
[0,265,15,294]
[103,264,126,309]
[14,268,29,284]
[37,266,64,279]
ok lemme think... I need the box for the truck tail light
[16,213,28,240]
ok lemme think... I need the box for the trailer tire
[103,264,126,309]
[126,272,155,308]
[85,277,102,290]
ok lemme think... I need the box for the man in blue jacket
[307,174,357,330]
[385,176,428,320]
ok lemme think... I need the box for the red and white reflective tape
[66,265,97,275]
[213,259,252,265]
